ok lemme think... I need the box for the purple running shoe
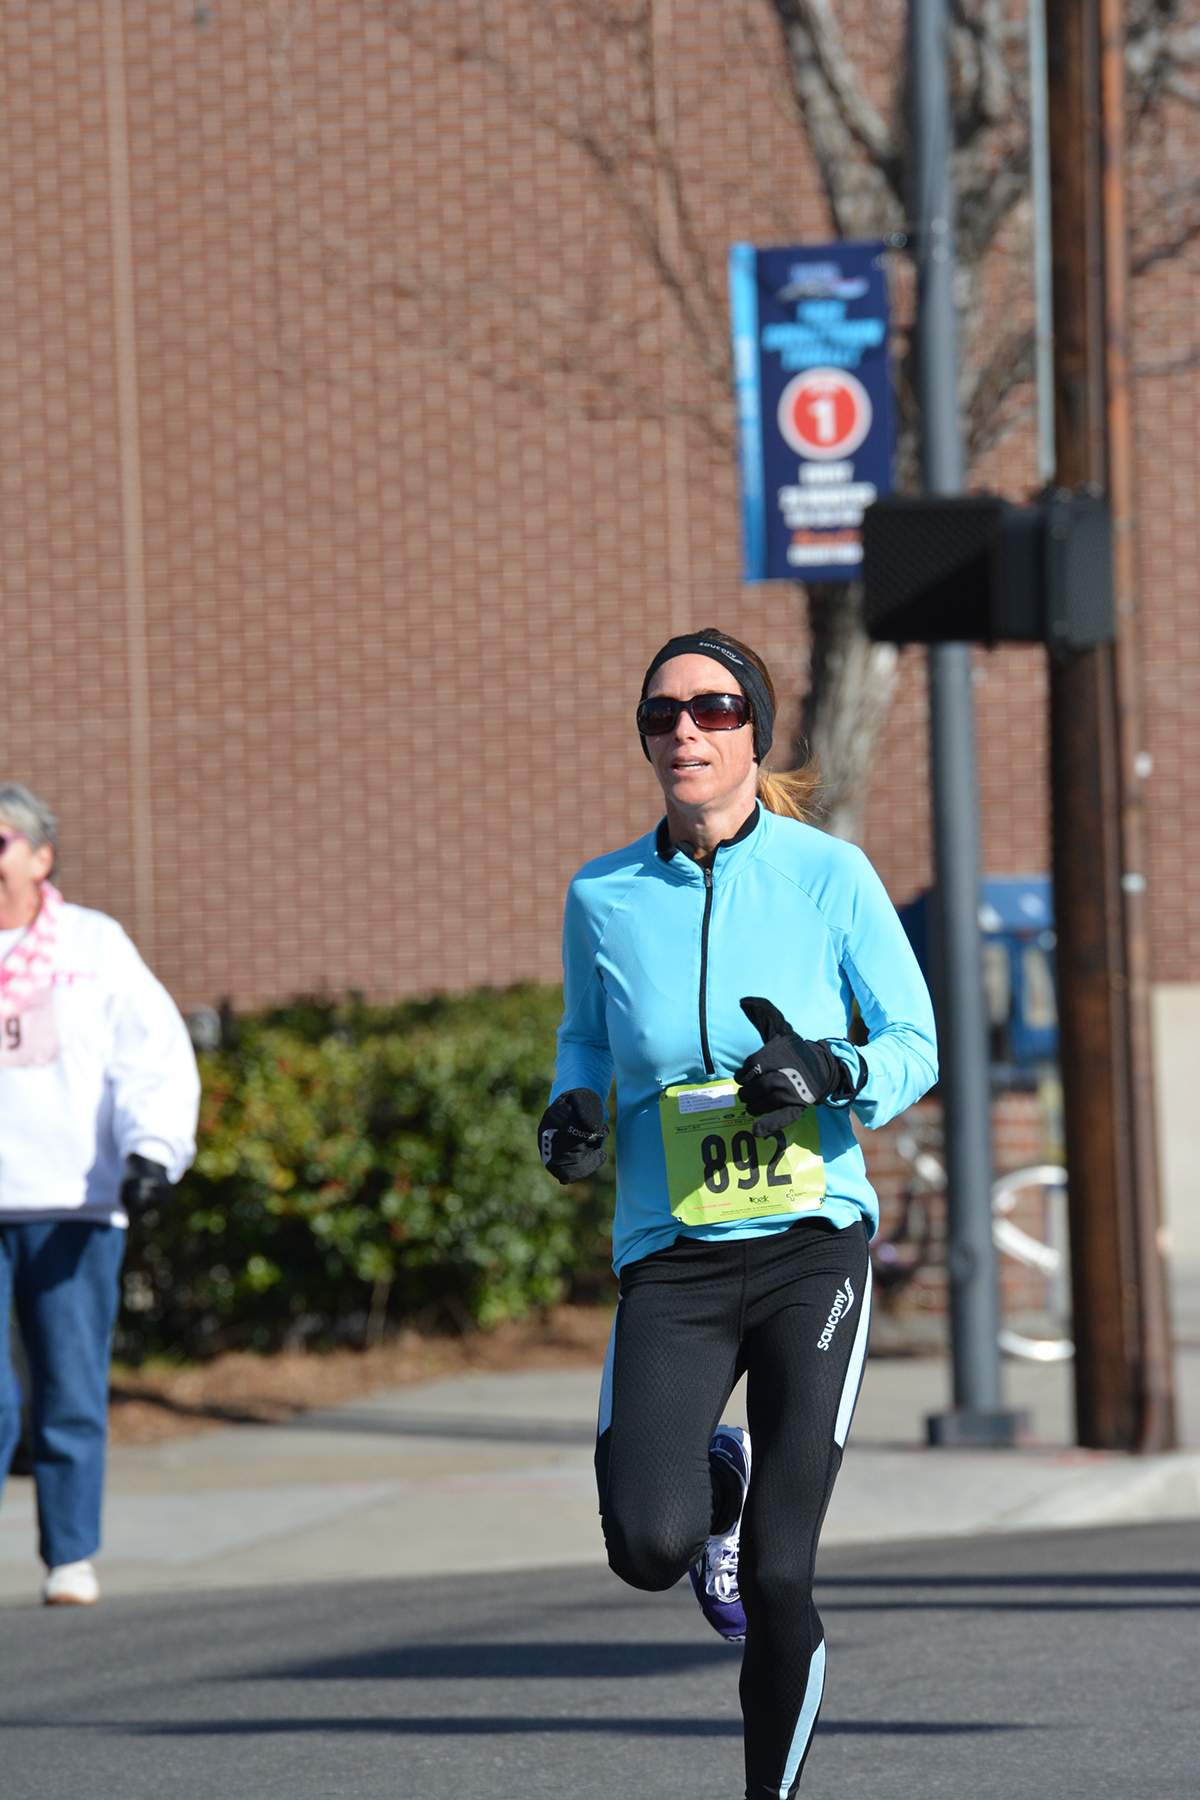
[688,1425,752,1642]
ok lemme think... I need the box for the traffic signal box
[861,492,1114,653]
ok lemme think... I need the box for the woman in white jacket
[0,784,200,1605]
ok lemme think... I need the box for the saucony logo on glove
[777,1065,819,1107]
[536,1087,609,1184]
[734,997,858,1138]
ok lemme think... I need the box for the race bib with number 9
[0,986,59,1069]
[659,1078,825,1227]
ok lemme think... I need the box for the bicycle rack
[873,1138,1073,1362]
[991,1163,1073,1362]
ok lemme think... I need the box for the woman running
[537,629,937,1797]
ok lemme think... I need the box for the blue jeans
[0,1220,126,1568]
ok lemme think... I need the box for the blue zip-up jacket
[550,805,938,1271]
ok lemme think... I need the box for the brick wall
[1,0,1196,1010]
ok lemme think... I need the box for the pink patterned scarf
[0,881,63,1021]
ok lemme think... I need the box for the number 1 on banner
[807,395,838,446]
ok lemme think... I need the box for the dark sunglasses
[0,830,27,856]
[636,693,752,736]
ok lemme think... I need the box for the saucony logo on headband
[638,632,773,764]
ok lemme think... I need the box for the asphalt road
[3,1520,1196,1800]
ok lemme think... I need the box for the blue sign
[900,878,1058,1077]
[729,241,893,583]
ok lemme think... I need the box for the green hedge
[117,986,616,1360]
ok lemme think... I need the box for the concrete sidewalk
[2,1350,1198,1605]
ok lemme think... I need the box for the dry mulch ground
[107,1304,614,1446]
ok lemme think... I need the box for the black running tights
[594,1219,872,1799]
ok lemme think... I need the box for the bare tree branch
[775,0,901,178]
[967,327,1035,462]
[377,0,737,419]
[801,584,899,839]
[1135,344,1200,375]
[766,0,904,236]
[1131,207,1200,272]
[265,0,1200,843]
[955,150,1029,263]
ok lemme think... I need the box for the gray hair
[0,783,58,872]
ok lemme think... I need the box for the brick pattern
[0,0,1195,1011]
[1133,245,1200,983]
[0,2,142,935]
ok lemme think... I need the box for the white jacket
[0,903,200,1225]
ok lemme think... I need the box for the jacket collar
[654,802,764,881]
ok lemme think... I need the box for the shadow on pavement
[290,1412,598,1445]
[255,1641,736,1680]
[114,1715,746,1737]
[817,1569,1200,1590]
[819,1595,1199,1611]
[110,1715,1034,1738]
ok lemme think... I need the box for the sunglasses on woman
[0,830,28,856]
[636,693,752,736]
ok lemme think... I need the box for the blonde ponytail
[757,764,822,822]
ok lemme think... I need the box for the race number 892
[700,1128,791,1193]
[659,1078,825,1226]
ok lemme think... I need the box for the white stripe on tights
[777,1637,826,1798]
[597,1302,619,1437]
[833,1256,873,1449]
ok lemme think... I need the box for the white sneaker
[688,1425,752,1641]
[42,1559,100,1606]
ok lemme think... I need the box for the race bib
[0,987,58,1069]
[659,1079,825,1227]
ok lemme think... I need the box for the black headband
[639,633,774,763]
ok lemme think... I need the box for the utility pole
[1045,0,1175,1449]
[912,0,1019,1445]
[1027,0,1055,487]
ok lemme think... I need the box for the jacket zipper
[699,863,715,1075]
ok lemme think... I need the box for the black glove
[734,997,856,1138]
[119,1154,173,1221]
[537,1088,609,1184]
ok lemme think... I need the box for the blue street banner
[729,241,893,583]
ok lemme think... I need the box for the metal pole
[911,0,963,500]
[1028,0,1057,487]
[912,0,1016,1442]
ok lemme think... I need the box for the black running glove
[734,997,857,1138]
[537,1088,609,1184]
[119,1154,173,1221]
